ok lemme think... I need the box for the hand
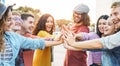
[44,37,54,41]
[63,40,83,51]
[61,25,75,46]
[63,41,69,49]
[75,33,83,41]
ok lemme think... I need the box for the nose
[104,24,107,29]
[31,23,34,28]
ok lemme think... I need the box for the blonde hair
[111,2,120,8]
[0,17,5,52]
[12,11,21,16]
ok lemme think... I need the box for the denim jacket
[100,31,120,66]
[101,46,120,66]
[0,32,45,66]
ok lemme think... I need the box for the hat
[0,3,15,20]
[0,3,7,20]
[73,4,89,14]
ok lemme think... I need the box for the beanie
[73,4,89,14]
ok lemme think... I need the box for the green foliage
[13,6,41,22]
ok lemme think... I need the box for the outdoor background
[1,0,120,66]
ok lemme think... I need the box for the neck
[74,22,83,26]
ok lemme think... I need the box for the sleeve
[82,32,102,51]
[81,32,99,40]
[81,33,89,40]
[37,31,49,38]
[37,30,55,39]
[16,33,45,50]
[99,31,120,49]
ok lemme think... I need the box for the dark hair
[21,13,34,21]
[96,15,109,37]
[32,13,55,35]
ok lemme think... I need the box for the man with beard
[64,4,90,66]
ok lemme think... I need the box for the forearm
[45,40,63,47]
[63,41,83,51]
[65,45,83,51]
[71,39,103,49]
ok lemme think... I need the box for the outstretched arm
[63,41,83,51]
[45,39,63,47]
[62,25,103,49]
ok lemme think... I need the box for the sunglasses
[12,16,23,23]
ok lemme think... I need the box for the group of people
[0,1,120,66]
[62,1,120,66]
[0,3,62,66]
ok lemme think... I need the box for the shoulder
[37,30,50,37]
[88,32,99,39]
[81,32,99,39]
[38,30,48,34]
[5,31,20,37]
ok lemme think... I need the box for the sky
[5,0,96,22]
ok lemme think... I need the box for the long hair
[80,13,90,26]
[96,15,109,37]
[0,6,12,52]
[32,13,55,35]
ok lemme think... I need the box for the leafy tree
[13,6,41,22]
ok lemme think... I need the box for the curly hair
[32,13,55,35]
[0,6,12,52]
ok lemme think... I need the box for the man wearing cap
[64,4,90,66]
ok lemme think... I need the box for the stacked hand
[61,25,75,46]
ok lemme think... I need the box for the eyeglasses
[73,12,82,17]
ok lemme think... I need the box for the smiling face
[4,10,14,31]
[98,19,107,34]
[111,7,120,30]
[104,18,115,36]
[73,12,82,23]
[45,16,54,33]
[22,16,34,33]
